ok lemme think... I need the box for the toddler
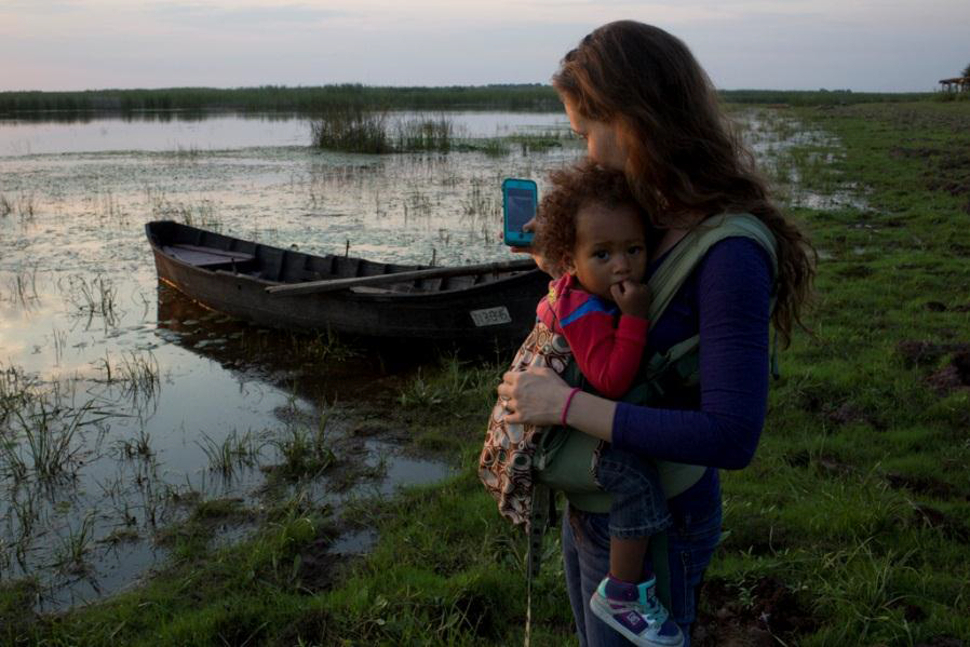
[532,163,683,647]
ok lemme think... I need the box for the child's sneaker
[589,575,684,647]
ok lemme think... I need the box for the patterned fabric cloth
[479,320,572,527]
[479,275,648,528]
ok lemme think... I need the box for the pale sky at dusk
[2,0,968,93]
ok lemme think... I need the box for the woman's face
[564,98,627,172]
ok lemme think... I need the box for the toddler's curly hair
[534,160,647,276]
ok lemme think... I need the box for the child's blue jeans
[594,443,671,539]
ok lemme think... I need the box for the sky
[1,0,968,93]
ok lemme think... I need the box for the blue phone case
[502,178,537,246]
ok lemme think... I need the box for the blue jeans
[595,445,671,539]
[561,488,722,646]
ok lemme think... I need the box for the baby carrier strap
[648,212,778,322]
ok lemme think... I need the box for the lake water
[0,111,570,156]
[0,110,580,609]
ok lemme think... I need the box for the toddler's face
[566,202,647,301]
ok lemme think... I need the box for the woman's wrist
[560,387,582,426]
[561,391,616,442]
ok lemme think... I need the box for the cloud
[148,1,349,26]
[2,0,969,91]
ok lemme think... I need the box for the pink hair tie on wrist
[561,387,582,426]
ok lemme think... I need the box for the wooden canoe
[146,221,547,344]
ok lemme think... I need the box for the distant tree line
[0,84,935,116]
[0,85,561,115]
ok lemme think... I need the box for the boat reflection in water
[154,281,456,552]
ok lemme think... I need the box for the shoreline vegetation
[0,84,952,117]
[1,100,969,645]
[308,107,568,155]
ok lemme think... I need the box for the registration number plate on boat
[470,306,512,327]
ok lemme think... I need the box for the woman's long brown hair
[553,20,815,347]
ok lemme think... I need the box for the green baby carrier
[520,213,778,619]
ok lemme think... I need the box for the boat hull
[147,221,547,345]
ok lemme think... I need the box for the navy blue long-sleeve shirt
[610,235,773,510]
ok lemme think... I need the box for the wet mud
[694,576,818,647]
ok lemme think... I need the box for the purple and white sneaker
[589,575,684,647]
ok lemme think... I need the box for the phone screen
[506,187,536,232]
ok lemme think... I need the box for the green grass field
[2,99,969,646]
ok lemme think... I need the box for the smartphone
[502,178,537,246]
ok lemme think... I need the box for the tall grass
[310,106,392,154]
[310,108,456,154]
[393,115,454,152]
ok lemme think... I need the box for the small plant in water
[16,191,36,222]
[197,428,264,478]
[6,266,40,309]
[3,397,93,482]
[297,328,357,363]
[117,427,155,461]
[0,193,12,217]
[460,179,500,220]
[397,367,443,407]
[268,414,336,480]
[54,511,96,575]
[63,274,119,328]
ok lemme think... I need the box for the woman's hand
[497,366,571,426]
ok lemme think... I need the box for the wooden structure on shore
[939,77,970,93]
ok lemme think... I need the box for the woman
[498,21,814,646]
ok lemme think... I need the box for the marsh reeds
[54,512,96,575]
[460,180,499,220]
[475,138,510,157]
[295,329,357,364]
[311,108,456,154]
[6,266,40,309]
[64,274,119,328]
[94,350,161,406]
[268,413,335,481]
[197,429,263,478]
[97,190,128,225]
[16,192,35,222]
[311,106,392,154]
[393,115,454,153]
[1,391,92,482]
[148,191,220,231]
[117,427,155,461]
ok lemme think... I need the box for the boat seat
[163,244,255,268]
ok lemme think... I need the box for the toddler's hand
[611,280,651,320]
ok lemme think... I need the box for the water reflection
[154,282,454,401]
[0,110,568,157]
